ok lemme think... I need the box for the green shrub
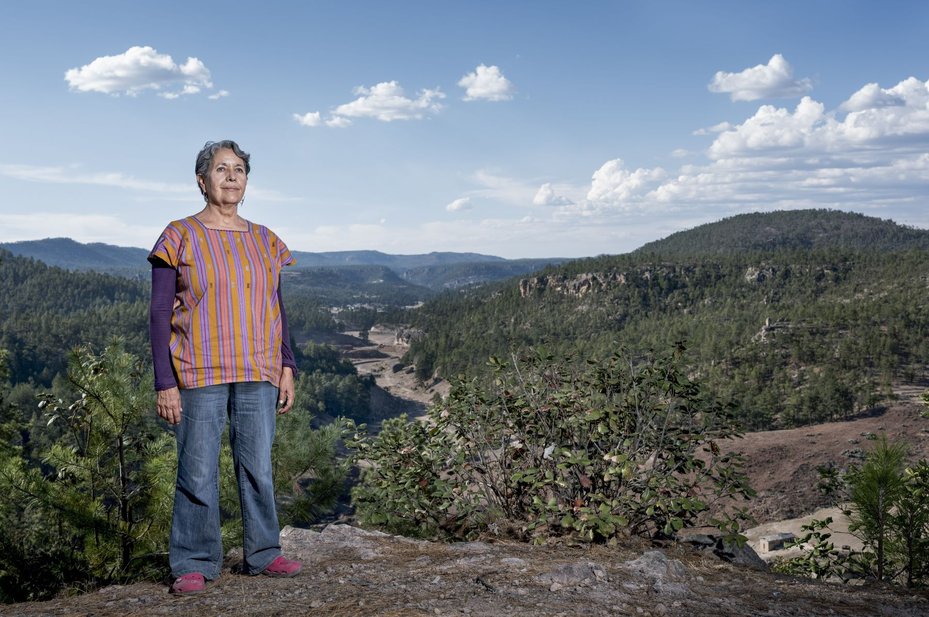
[781,438,929,588]
[351,346,755,542]
[350,413,464,538]
[846,436,907,582]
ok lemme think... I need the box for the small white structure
[759,532,795,553]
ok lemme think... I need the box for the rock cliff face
[519,272,628,298]
[742,264,842,284]
[395,327,426,346]
[518,265,706,299]
[519,262,846,300]
[6,525,927,617]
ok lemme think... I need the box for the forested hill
[0,250,150,384]
[635,209,929,256]
[403,209,929,430]
[0,238,150,277]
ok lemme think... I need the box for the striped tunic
[148,216,295,389]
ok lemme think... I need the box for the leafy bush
[349,413,462,538]
[351,346,755,542]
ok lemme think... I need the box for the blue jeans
[170,381,282,578]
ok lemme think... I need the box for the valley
[345,326,449,413]
[5,209,929,604]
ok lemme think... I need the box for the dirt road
[345,326,449,414]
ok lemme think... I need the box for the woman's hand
[278,366,295,414]
[156,387,182,425]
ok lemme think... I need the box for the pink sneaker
[262,555,302,578]
[170,572,206,594]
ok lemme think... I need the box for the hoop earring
[239,198,246,207]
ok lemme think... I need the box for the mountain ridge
[0,238,565,292]
[0,237,548,271]
[634,209,929,256]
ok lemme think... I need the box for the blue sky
[2,1,928,258]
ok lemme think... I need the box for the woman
[149,140,302,594]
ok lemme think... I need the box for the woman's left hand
[277,366,295,414]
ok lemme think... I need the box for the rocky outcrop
[752,317,792,342]
[518,264,709,299]
[744,265,777,283]
[519,272,627,298]
[395,327,425,346]
[743,263,844,285]
[7,524,928,616]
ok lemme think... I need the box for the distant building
[759,532,795,553]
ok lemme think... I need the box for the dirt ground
[730,401,929,561]
[732,402,929,523]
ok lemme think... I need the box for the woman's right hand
[156,387,182,425]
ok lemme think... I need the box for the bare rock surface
[4,524,927,617]
[728,402,929,525]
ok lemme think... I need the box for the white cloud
[614,76,929,217]
[297,80,448,128]
[331,81,445,122]
[841,83,902,112]
[446,197,472,212]
[0,164,190,194]
[281,74,929,256]
[648,153,929,212]
[209,90,230,100]
[586,159,667,205]
[693,121,734,136]
[0,163,297,202]
[707,77,929,161]
[64,46,215,98]
[532,183,574,206]
[326,116,352,128]
[840,76,928,112]
[471,169,539,206]
[708,96,828,159]
[458,64,514,101]
[708,54,812,102]
[551,72,929,219]
[293,111,323,127]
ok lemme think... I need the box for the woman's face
[198,148,248,207]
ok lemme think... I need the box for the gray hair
[194,140,251,200]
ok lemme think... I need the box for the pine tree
[846,436,907,582]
